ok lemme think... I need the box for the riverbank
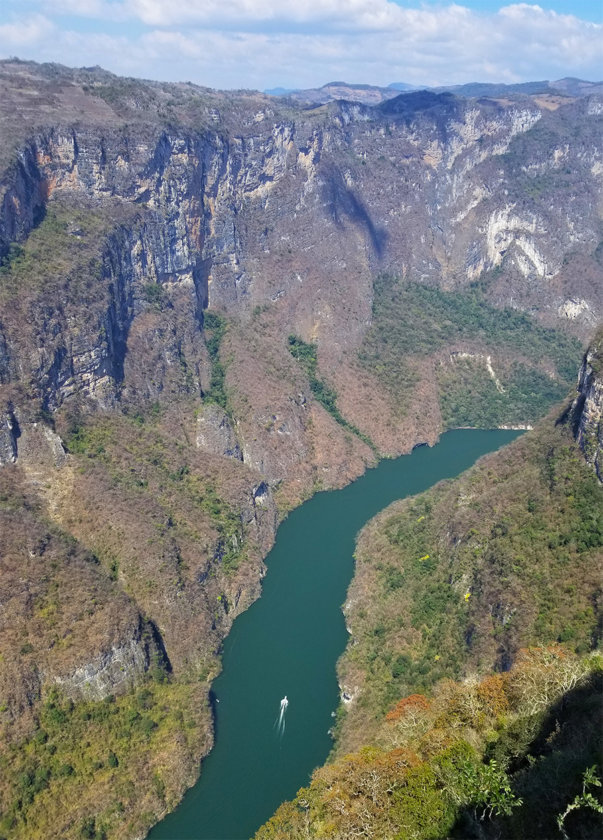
[148,429,521,840]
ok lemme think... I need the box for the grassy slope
[337,415,602,753]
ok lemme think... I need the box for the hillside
[258,649,603,840]
[0,58,601,838]
[256,333,603,839]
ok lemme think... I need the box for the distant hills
[265,77,603,105]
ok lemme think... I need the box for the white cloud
[125,0,395,29]
[0,3,600,90]
[0,13,55,46]
[41,0,128,19]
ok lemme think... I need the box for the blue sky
[1,2,601,90]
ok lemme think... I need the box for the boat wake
[274,695,288,738]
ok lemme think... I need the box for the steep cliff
[1,62,600,496]
[0,59,601,839]
[570,327,603,480]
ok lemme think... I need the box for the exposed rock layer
[571,327,603,480]
[0,60,601,840]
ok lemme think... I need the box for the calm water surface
[148,429,520,840]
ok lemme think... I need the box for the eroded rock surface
[571,328,603,480]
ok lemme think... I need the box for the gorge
[0,58,601,840]
[148,429,521,840]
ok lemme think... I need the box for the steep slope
[257,649,603,840]
[569,327,603,480]
[337,337,602,756]
[1,61,601,476]
[257,336,603,840]
[0,465,213,840]
[0,60,602,838]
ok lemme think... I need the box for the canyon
[0,58,601,839]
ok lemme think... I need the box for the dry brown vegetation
[0,58,601,840]
[0,465,216,840]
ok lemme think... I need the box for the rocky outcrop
[570,328,603,480]
[196,403,242,459]
[0,408,18,465]
[0,465,157,721]
[1,67,601,338]
[52,622,152,702]
[0,71,599,496]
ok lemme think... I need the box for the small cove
[148,428,521,840]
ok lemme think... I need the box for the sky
[0,1,601,91]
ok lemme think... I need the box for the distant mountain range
[265,77,603,105]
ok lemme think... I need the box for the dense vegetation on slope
[0,680,209,840]
[257,648,602,840]
[287,335,376,452]
[359,277,582,426]
[338,416,602,751]
[64,409,251,576]
[0,467,212,840]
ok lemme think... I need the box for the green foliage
[0,681,205,840]
[64,413,246,574]
[203,311,229,411]
[439,359,569,428]
[557,766,603,840]
[287,334,318,374]
[287,335,377,452]
[141,282,167,310]
[338,419,602,747]
[459,758,523,819]
[359,276,582,425]
[0,202,131,303]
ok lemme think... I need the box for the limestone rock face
[51,624,152,702]
[11,422,66,469]
[196,403,242,460]
[571,329,603,481]
[0,467,158,722]
[0,410,18,465]
[0,60,601,760]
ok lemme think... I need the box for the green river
[148,429,520,840]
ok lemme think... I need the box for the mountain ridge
[0,59,601,839]
[263,76,603,105]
